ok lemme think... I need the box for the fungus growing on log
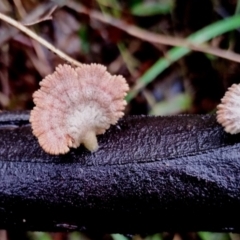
[217,83,240,134]
[30,64,129,155]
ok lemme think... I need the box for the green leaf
[131,0,173,16]
[149,93,192,115]
[126,14,240,102]
[198,232,230,240]
[28,232,52,240]
[111,234,129,240]
[78,24,90,54]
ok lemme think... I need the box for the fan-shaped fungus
[30,64,129,155]
[217,83,240,134]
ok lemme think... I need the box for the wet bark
[0,111,239,233]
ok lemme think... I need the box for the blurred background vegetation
[1,0,240,239]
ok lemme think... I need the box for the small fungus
[30,64,129,155]
[217,83,240,134]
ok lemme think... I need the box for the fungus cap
[30,64,129,155]
[217,83,240,134]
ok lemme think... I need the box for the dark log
[0,111,239,233]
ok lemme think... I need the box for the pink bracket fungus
[30,64,129,155]
[217,83,240,134]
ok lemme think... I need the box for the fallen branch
[0,111,240,233]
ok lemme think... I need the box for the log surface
[0,111,239,233]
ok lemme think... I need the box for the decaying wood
[0,111,239,233]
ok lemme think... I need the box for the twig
[66,1,240,63]
[1,3,239,65]
[0,12,82,67]
[0,1,55,45]
[23,5,58,26]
